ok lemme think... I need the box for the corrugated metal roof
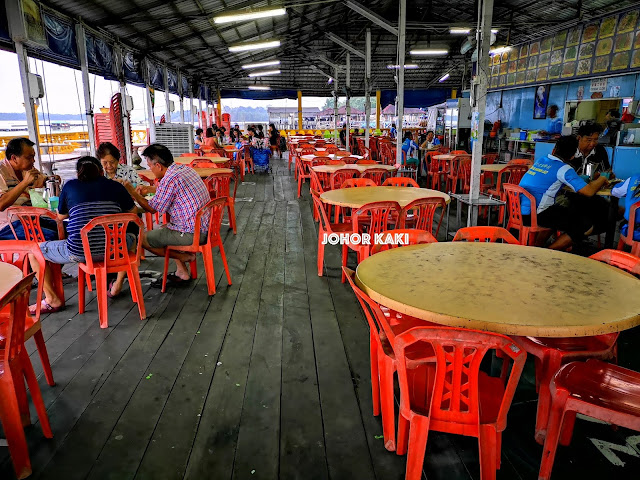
[36,0,639,95]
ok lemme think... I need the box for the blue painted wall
[485,73,640,130]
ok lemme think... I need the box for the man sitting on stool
[519,135,609,250]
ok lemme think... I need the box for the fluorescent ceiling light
[450,28,471,34]
[387,64,419,69]
[248,86,271,90]
[409,49,448,56]
[247,69,281,77]
[491,29,499,33]
[241,60,281,69]
[489,46,512,55]
[438,73,450,83]
[214,8,286,24]
[229,40,281,52]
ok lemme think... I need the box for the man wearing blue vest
[519,135,609,250]
[611,174,640,241]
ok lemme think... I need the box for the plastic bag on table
[29,189,49,208]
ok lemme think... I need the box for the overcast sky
[0,50,328,121]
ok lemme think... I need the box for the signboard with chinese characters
[590,78,607,92]
[489,8,640,91]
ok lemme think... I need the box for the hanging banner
[40,10,78,66]
[86,32,115,79]
[148,61,164,90]
[123,51,144,86]
[167,68,178,94]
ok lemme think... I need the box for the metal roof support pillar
[395,0,406,166]
[217,88,222,126]
[119,81,133,165]
[75,25,96,157]
[178,71,185,124]
[376,90,381,130]
[345,52,351,152]
[189,96,194,126]
[145,86,156,143]
[164,66,171,123]
[297,90,303,131]
[198,93,203,130]
[365,29,371,149]
[334,66,339,145]
[468,0,494,227]
[14,41,42,170]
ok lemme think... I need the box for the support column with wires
[75,24,97,156]
[365,28,371,149]
[164,65,171,123]
[395,0,406,167]
[333,66,339,145]
[120,81,133,165]
[178,71,185,124]
[345,52,351,152]
[14,42,42,170]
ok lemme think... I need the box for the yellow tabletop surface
[139,167,233,179]
[434,154,467,161]
[320,186,450,208]
[355,242,640,337]
[0,263,23,299]
[481,164,512,173]
[312,164,397,174]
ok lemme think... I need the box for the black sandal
[151,273,191,288]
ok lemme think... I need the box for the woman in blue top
[401,131,419,166]
[29,156,137,313]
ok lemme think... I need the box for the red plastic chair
[6,206,66,306]
[361,168,391,186]
[191,160,229,169]
[486,165,530,222]
[382,177,419,188]
[429,154,448,191]
[539,359,640,480]
[0,242,55,386]
[345,201,401,280]
[0,273,53,480]
[590,248,640,275]
[341,178,376,188]
[343,266,430,452]
[394,326,526,480]
[309,168,329,193]
[296,153,311,198]
[399,198,446,237]
[329,168,360,190]
[502,183,552,246]
[360,146,371,159]
[241,145,254,176]
[446,154,472,193]
[342,156,359,164]
[311,189,350,277]
[370,229,437,255]
[311,156,328,167]
[452,226,519,244]
[78,214,146,329]
[180,153,200,157]
[325,159,346,166]
[356,159,377,165]
[204,171,238,234]
[325,144,338,154]
[508,157,533,166]
[161,198,232,296]
[450,149,468,155]
[617,202,640,256]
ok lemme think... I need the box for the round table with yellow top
[355,242,640,337]
[0,263,23,300]
[174,155,228,165]
[320,186,450,209]
[138,167,233,179]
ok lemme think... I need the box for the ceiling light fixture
[387,64,419,69]
[229,40,281,52]
[409,49,448,56]
[241,60,281,69]
[214,8,286,24]
[247,69,281,77]
[489,46,512,55]
[450,28,471,34]
[248,85,271,90]
[438,73,450,83]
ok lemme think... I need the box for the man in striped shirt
[126,144,210,286]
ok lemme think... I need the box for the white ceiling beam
[344,0,398,36]
[325,33,365,60]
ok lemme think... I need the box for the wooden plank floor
[3,154,640,480]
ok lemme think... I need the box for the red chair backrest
[451,150,468,155]
[0,241,46,320]
[452,226,519,244]
[311,189,334,232]
[314,140,326,147]
[341,156,359,164]
[330,168,361,190]
[502,183,541,232]
[341,178,376,188]
[192,160,225,168]
[326,159,346,166]
[6,206,65,241]
[309,169,329,192]
[357,159,376,165]
[1,273,35,366]
[360,168,391,185]
[495,165,529,193]
[80,214,144,270]
[311,157,328,167]
[508,158,533,166]
[352,201,401,236]
[204,171,237,200]
[301,147,316,155]
[325,145,338,154]
[360,146,371,159]
[199,197,226,247]
[399,197,446,236]
[394,326,526,429]
[370,229,437,254]
[483,153,498,165]
[589,249,640,276]
[382,177,419,188]
[180,153,200,157]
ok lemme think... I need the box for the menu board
[489,8,640,90]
